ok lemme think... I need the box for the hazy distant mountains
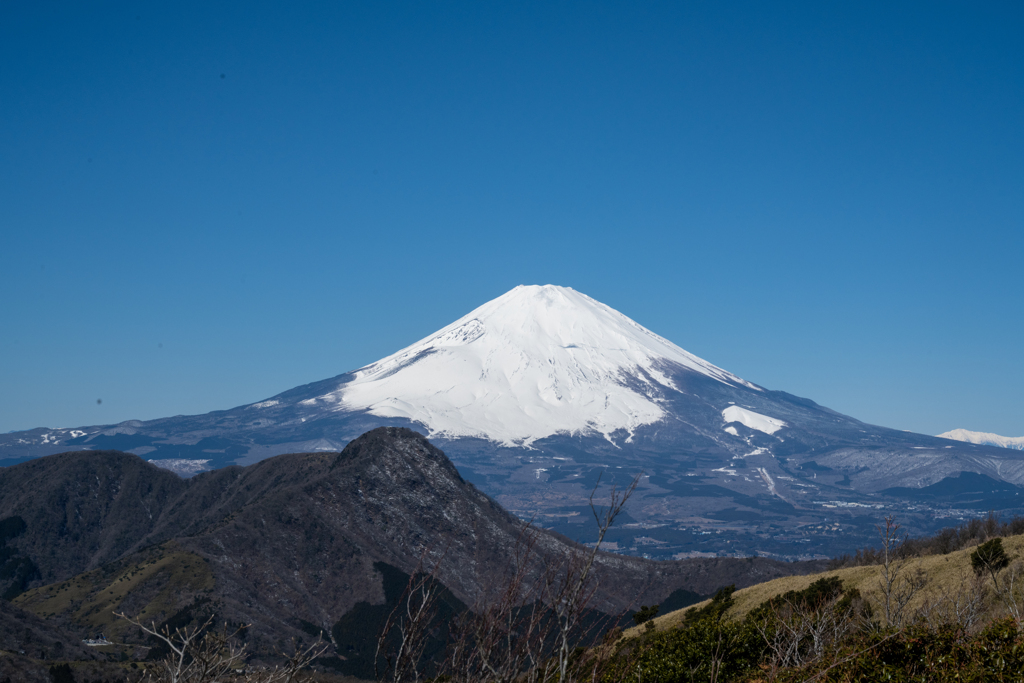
[3,285,1023,558]
[1,429,821,676]
[938,428,1024,451]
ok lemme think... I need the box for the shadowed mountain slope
[4,428,823,664]
[0,452,187,585]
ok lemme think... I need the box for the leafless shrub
[115,612,327,683]
[991,559,1024,628]
[876,515,926,628]
[551,473,639,682]
[440,526,552,683]
[393,472,642,683]
[374,545,451,683]
[913,568,988,636]
[755,589,857,678]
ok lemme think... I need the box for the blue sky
[2,2,1022,437]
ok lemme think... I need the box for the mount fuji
[311,285,758,448]
[4,285,1023,559]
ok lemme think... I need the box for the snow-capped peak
[309,285,758,447]
[937,429,1024,451]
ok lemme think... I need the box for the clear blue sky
[2,2,1022,438]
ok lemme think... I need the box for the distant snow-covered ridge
[937,429,1024,451]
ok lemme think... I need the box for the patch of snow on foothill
[938,429,1024,451]
[722,405,787,435]
[149,459,212,477]
[316,285,759,447]
[250,400,280,409]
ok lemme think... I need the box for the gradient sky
[2,2,1022,438]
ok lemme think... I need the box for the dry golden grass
[14,542,215,640]
[624,533,1024,638]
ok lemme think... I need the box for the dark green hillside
[0,452,187,585]
[0,515,39,599]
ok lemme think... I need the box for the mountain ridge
[2,428,824,674]
[938,428,1024,451]
[3,285,1023,559]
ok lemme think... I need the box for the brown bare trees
[913,568,987,636]
[373,551,451,683]
[114,612,327,683]
[755,586,857,675]
[376,472,641,683]
[875,515,926,629]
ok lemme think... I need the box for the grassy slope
[627,533,1024,636]
[13,541,214,640]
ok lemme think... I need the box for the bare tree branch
[436,472,642,683]
[375,543,452,683]
[875,515,926,629]
[115,612,326,683]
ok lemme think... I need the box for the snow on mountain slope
[938,429,1024,451]
[722,405,787,435]
[305,285,759,447]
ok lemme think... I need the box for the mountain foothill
[0,428,824,680]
